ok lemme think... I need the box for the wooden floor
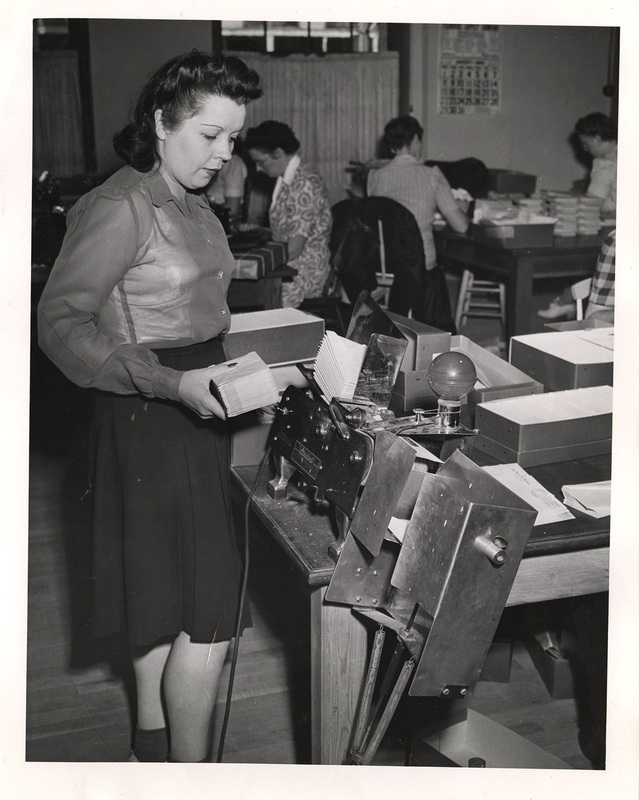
[27,445,596,769]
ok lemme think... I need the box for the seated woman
[366,115,469,271]
[585,229,615,323]
[245,121,332,308]
[539,113,617,320]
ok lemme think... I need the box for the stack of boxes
[541,190,603,236]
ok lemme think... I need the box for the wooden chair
[571,277,593,321]
[371,219,402,311]
[299,267,350,336]
[454,269,506,333]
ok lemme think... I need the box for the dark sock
[132,726,169,762]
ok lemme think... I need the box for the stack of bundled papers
[576,196,604,235]
[482,462,575,526]
[562,480,611,518]
[208,351,280,417]
[542,191,578,236]
[314,331,367,402]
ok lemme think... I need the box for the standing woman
[37,52,263,763]
[245,121,332,308]
[575,112,617,219]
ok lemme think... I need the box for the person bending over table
[37,52,263,763]
[366,115,469,271]
[245,120,332,308]
[539,113,617,320]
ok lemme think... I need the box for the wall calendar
[438,24,502,116]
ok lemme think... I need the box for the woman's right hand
[177,366,228,420]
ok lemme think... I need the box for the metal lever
[328,400,351,440]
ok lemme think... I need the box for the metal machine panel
[391,450,537,696]
[349,430,416,557]
[268,387,373,518]
[325,532,399,607]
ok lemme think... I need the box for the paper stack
[518,197,544,215]
[482,462,575,526]
[208,351,280,417]
[314,330,367,402]
[575,196,604,235]
[542,191,578,236]
[542,191,604,236]
[561,480,611,518]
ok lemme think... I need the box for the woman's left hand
[177,366,229,420]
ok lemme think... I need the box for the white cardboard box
[510,329,614,391]
[411,708,569,769]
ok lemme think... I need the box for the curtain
[33,50,86,176]
[239,53,399,204]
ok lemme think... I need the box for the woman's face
[247,147,288,179]
[155,94,246,198]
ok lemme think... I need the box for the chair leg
[455,269,472,330]
[498,282,507,335]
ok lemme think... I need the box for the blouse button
[221,310,226,316]
[218,270,224,278]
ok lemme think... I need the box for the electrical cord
[216,444,272,762]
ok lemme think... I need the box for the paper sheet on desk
[482,463,575,526]
[562,480,611,518]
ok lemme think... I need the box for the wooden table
[231,452,610,764]
[434,227,608,340]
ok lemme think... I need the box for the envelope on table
[561,480,611,519]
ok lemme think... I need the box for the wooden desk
[434,227,607,340]
[232,453,610,764]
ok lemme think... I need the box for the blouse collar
[392,154,420,165]
[144,168,210,213]
[271,154,302,208]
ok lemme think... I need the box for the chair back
[571,277,593,321]
[330,197,456,332]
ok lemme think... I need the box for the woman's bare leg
[163,631,230,762]
[132,640,172,729]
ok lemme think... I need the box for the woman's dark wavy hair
[113,51,263,172]
[244,120,300,155]
[383,115,424,152]
[575,112,617,142]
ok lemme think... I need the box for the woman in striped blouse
[366,115,469,270]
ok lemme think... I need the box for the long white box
[475,385,613,466]
[223,308,325,365]
[510,329,614,391]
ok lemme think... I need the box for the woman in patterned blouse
[245,121,332,307]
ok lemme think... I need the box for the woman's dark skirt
[88,338,250,647]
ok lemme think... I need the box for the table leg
[508,254,534,338]
[309,585,368,765]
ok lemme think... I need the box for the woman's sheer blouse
[37,166,235,401]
